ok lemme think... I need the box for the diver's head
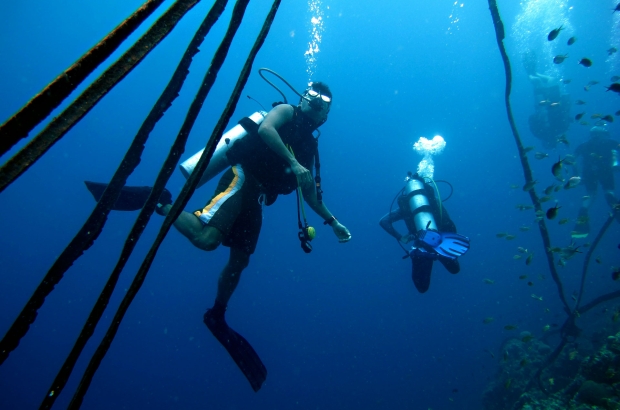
[590,125,610,139]
[300,81,332,123]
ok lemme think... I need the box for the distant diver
[380,172,470,293]
[523,50,572,148]
[571,125,620,238]
[85,73,351,391]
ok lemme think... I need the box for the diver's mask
[303,85,331,112]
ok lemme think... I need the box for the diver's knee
[191,227,222,251]
[228,250,250,271]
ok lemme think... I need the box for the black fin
[84,181,154,211]
[204,310,267,392]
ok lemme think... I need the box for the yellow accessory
[306,226,316,240]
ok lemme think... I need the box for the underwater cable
[0,0,203,194]
[68,1,281,407]
[0,0,166,156]
[37,2,230,407]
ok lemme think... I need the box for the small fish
[517,247,528,254]
[591,113,603,119]
[535,210,545,217]
[614,310,620,322]
[503,351,509,361]
[612,76,620,82]
[575,100,586,105]
[546,204,561,220]
[547,247,562,253]
[528,281,534,287]
[561,78,572,84]
[549,378,554,385]
[513,255,523,260]
[576,215,589,225]
[544,185,555,195]
[523,180,538,191]
[543,325,550,332]
[483,278,495,285]
[505,378,512,389]
[616,110,620,116]
[515,204,534,211]
[558,218,570,225]
[534,152,549,160]
[609,47,618,55]
[558,258,567,267]
[568,350,578,360]
[584,85,590,92]
[520,358,529,367]
[552,157,564,181]
[596,257,602,264]
[519,226,531,232]
[575,112,585,121]
[523,146,535,154]
[519,275,527,280]
[571,294,577,302]
[531,294,543,301]
[526,253,534,265]
[539,196,553,203]
[522,334,534,343]
[510,184,520,189]
[496,232,507,238]
[606,83,620,93]
[484,348,495,359]
[612,269,620,281]
[578,58,593,67]
[567,36,576,45]
[504,325,517,330]
[587,80,599,86]
[553,54,568,64]
[483,317,494,324]
[563,154,576,165]
[547,26,563,41]
[505,235,517,241]
[579,120,590,126]
[556,134,569,147]
[602,114,614,123]
[564,176,581,189]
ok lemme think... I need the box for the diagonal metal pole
[0,0,166,156]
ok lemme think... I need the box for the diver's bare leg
[158,204,222,251]
[215,247,250,306]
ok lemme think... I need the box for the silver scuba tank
[404,175,437,232]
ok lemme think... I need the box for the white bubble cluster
[413,135,446,179]
[305,0,325,80]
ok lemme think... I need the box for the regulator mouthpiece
[413,135,446,179]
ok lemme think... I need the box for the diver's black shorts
[583,169,615,193]
[193,166,262,255]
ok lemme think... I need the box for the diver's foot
[155,188,173,216]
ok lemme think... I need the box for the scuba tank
[403,173,470,260]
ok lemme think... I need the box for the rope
[0,0,166,156]
[68,0,281,407]
[38,1,229,407]
[0,0,202,194]
[487,0,570,314]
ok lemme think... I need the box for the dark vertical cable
[487,0,570,314]
[0,0,166,156]
[0,0,202,194]
[37,2,229,408]
[68,0,281,407]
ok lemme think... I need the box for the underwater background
[1,0,620,408]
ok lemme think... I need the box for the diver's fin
[436,232,470,259]
[84,181,172,211]
[204,310,267,392]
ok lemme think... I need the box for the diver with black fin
[84,69,351,391]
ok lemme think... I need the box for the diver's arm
[302,184,351,242]
[379,209,405,240]
[258,105,313,189]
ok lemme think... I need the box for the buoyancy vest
[226,105,318,195]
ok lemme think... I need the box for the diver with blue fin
[84,69,351,391]
[380,136,469,293]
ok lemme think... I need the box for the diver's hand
[291,160,313,189]
[332,221,352,243]
[399,234,414,244]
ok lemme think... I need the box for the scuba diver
[523,51,571,148]
[84,72,351,392]
[379,172,470,293]
[571,125,620,238]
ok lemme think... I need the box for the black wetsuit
[380,183,460,293]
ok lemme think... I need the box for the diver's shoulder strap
[238,116,260,135]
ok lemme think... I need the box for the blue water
[1,0,619,408]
